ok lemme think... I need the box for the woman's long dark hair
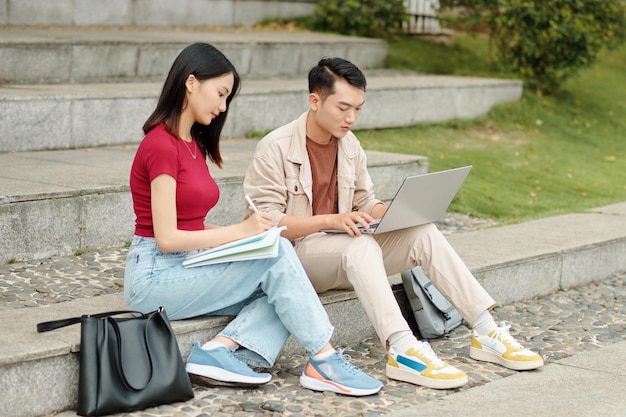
[143,43,241,168]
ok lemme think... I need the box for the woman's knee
[277,237,297,256]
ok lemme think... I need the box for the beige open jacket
[243,111,383,241]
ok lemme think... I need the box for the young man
[243,57,543,389]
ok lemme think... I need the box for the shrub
[312,0,407,38]
[440,0,626,94]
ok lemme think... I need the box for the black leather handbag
[37,307,194,416]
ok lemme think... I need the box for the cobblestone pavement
[2,214,625,417]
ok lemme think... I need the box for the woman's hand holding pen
[242,211,275,234]
[241,195,275,234]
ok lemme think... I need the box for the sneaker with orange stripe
[470,322,544,370]
[299,349,383,396]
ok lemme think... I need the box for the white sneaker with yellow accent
[386,342,468,389]
[470,322,544,370]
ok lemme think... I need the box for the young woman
[124,43,382,396]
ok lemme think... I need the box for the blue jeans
[124,236,334,368]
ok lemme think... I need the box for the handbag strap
[36,310,146,333]
[111,309,162,391]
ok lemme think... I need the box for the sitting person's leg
[187,293,383,394]
[295,232,468,389]
[128,238,383,395]
[375,223,496,324]
[376,223,543,370]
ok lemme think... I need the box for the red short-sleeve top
[130,124,219,237]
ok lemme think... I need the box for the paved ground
[2,215,625,417]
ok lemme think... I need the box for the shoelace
[490,322,524,350]
[414,341,446,368]
[335,348,361,375]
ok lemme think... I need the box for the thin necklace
[182,138,197,160]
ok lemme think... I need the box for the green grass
[357,34,626,224]
[385,33,503,78]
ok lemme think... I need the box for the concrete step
[0,26,387,84]
[0,0,315,28]
[0,142,428,263]
[0,74,522,152]
[3,202,626,417]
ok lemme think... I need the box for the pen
[245,195,259,212]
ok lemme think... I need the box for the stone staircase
[0,11,523,258]
[0,1,535,416]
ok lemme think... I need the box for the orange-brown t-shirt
[306,136,338,215]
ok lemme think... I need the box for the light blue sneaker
[185,342,272,387]
[300,349,383,396]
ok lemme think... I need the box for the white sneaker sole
[299,374,383,396]
[186,363,271,386]
[470,347,544,370]
[386,364,468,389]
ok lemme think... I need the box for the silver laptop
[321,165,472,234]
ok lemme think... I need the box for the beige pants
[294,223,496,345]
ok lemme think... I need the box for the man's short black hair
[308,57,367,100]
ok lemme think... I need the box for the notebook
[321,166,472,235]
[183,226,286,267]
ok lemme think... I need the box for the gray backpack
[401,266,464,339]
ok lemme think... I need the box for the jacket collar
[287,111,359,164]
[286,112,309,165]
